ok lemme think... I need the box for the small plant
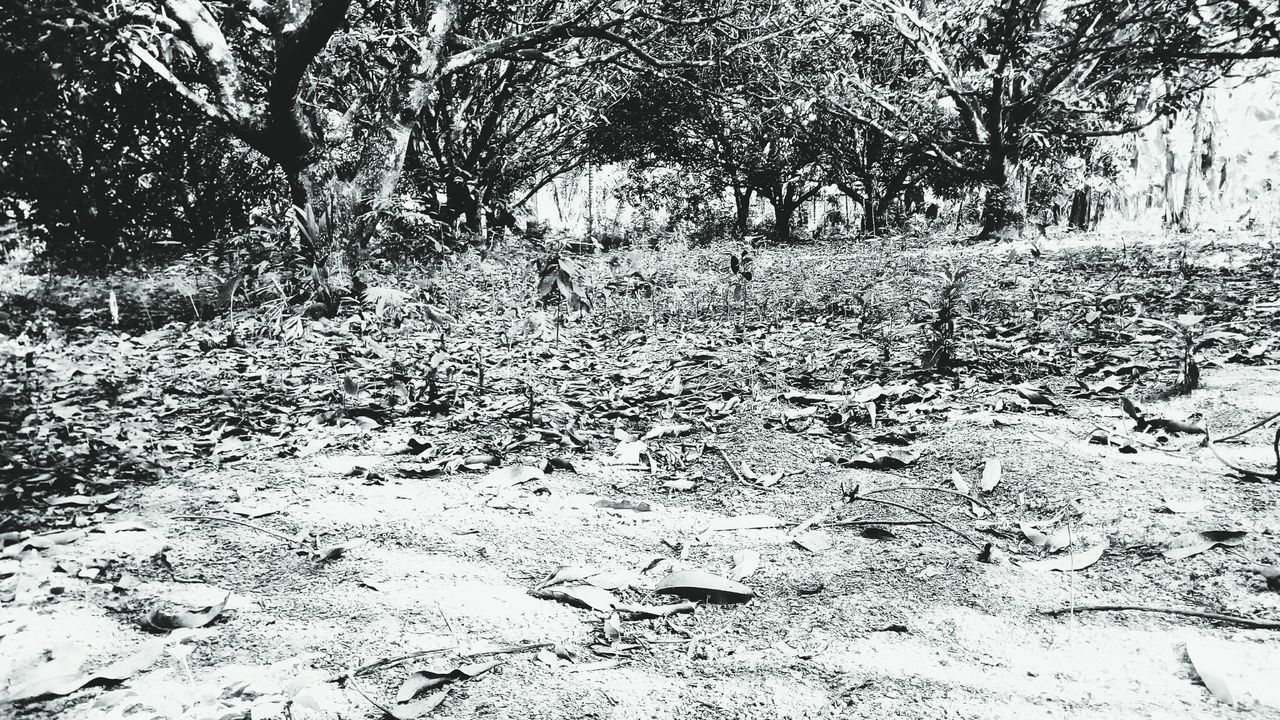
[919,267,971,372]
[727,249,754,302]
[534,251,591,341]
[1135,313,1244,394]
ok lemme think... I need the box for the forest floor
[3,228,1280,719]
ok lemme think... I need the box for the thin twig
[344,675,396,716]
[1211,409,1280,444]
[859,485,991,510]
[172,515,296,544]
[821,518,935,528]
[326,646,457,683]
[457,642,554,660]
[713,446,745,483]
[1204,420,1280,479]
[1041,604,1280,629]
[850,494,986,552]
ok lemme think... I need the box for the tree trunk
[860,198,881,233]
[733,186,752,234]
[977,159,1026,241]
[771,195,795,244]
[344,0,457,292]
[1178,92,1210,232]
[1069,188,1091,230]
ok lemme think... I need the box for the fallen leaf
[389,689,449,719]
[1163,531,1248,560]
[614,440,648,465]
[1186,638,1236,704]
[3,639,166,702]
[593,499,651,512]
[143,593,231,631]
[642,424,692,440]
[706,514,784,532]
[654,569,754,603]
[2,529,85,557]
[662,479,697,491]
[949,469,971,495]
[793,531,832,553]
[1020,541,1107,571]
[980,458,1002,493]
[728,550,760,581]
[845,448,920,470]
[529,584,618,611]
[482,465,545,486]
[45,492,120,507]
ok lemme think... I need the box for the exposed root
[1042,604,1280,629]
[1203,420,1279,480]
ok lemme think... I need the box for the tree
[587,5,833,242]
[0,4,276,269]
[8,0,725,289]
[857,0,1231,240]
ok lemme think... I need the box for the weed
[920,267,971,372]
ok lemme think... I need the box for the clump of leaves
[535,253,591,312]
[0,339,165,512]
[920,267,971,371]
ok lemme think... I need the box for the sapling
[1134,313,1244,394]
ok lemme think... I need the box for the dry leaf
[389,688,449,719]
[1020,541,1107,571]
[1186,639,1236,704]
[728,550,760,581]
[949,469,971,495]
[1163,531,1248,560]
[45,492,120,506]
[3,639,166,702]
[143,592,231,631]
[642,424,692,440]
[529,584,618,611]
[980,458,1002,492]
[793,531,832,553]
[706,514,783,531]
[482,465,544,486]
[654,568,754,603]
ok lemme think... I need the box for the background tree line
[1,0,1275,284]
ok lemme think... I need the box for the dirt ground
[3,235,1280,720]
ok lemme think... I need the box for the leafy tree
[0,6,275,270]
[7,0,725,289]
[588,6,833,243]
[857,0,1232,240]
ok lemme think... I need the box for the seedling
[920,267,970,372]
[1134,313,1244,395]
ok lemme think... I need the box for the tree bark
[1178,92,1209,232]
[977,159,1026,241]
[344,0,457,293]
[772,200,795,244]
[1069,187,1091,230]
[732,186,753,234]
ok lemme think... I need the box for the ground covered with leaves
[3,230,1280,719]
